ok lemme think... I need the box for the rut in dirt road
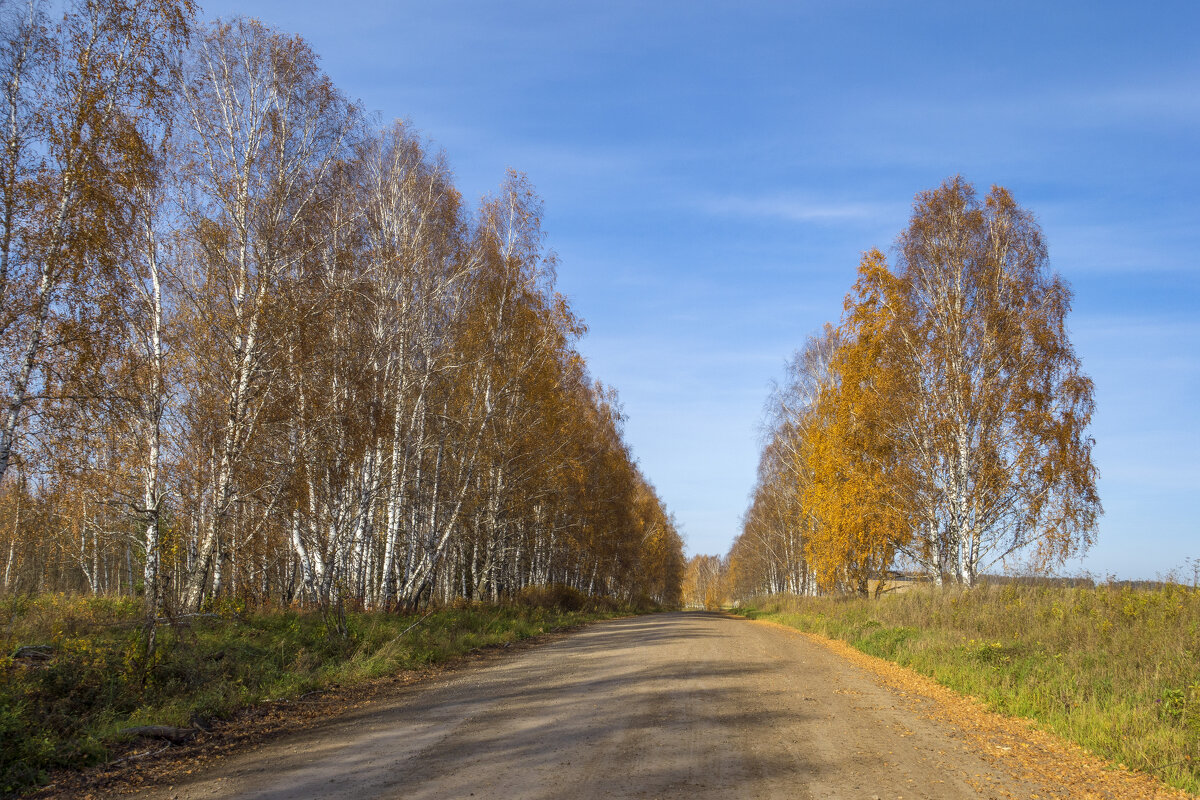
[129,612,1056,799]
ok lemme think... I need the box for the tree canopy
[732,177,1100,596]
[0,3,684,612]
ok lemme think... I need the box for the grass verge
[732,582,1200,795]
[0,589,643,796]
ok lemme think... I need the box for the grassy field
[0,588,640,795]
[733,581,1200,795]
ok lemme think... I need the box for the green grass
[733,582,1200,795]
[0,590,643,796]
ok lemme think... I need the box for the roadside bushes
[516,584,589,611]
[511,582,662,614]
[512,583,657,613]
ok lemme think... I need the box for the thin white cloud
[1096,446,1200,493]
[1064,75,1200,123]
[507,143,649,177]
[698,193,897,224]
[1072,316,1200,342]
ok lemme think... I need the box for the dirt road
[123,612,1121,799]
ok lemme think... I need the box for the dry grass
[735,581,1200,795]
[0,592,641,796]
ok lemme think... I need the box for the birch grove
[731,178,1100,596]
[0,4,685,611]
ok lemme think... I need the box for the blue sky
[206,1,1199,580]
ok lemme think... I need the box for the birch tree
[0,0,190,488]
[111,167,174,613]
[735,179,1098,596]
[176,17,355,609]
[801,313,913,595]
[0,8,685,610]
[853,178,1101,585]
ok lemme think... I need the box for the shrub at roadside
[734,581,1200,795]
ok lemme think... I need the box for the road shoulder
[742,615,1192,800]
[29,618,619,799]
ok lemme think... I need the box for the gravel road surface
[129,612,1077,799]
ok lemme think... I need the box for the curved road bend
[133,611,1052,799]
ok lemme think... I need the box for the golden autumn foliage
[682,554,727,610]
[801,302,913,594]
[0,4,683,612]
[732,178,1100,596]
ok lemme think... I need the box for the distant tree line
[681,554,726,609]
[0,1,684,612]
[730,178,1101,597]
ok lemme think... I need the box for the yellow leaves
[683,555,726,609]
[740,179,1099,598]
[792,318,913,593]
